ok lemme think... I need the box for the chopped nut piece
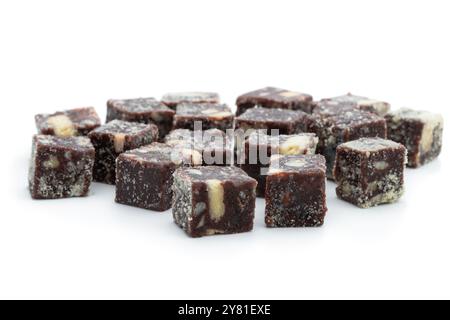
[206,179,225,222]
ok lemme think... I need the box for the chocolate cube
[161,92,220,110]
[235,107,310,135]
[116,143,193,211]
[238,130,318,197]
[308,100,387,178]
[172,166,257,237]
[88,120,158,184]
[333,138,407,208]
[106,97,175,139]
[385,108,443,168]
[35,107,101,137]
[325,93,391,116]
[165,128,233,166]
[173,103,234,131]
[265,154,327,227]
[236,87,313,115]
[28,135,95,199]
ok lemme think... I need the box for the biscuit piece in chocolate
[325,93,391,116]
[308,100,387,178]
[239,130,318,197]
[28,135,95,199]
[265,154,327,227]
[235,107,310,135]
[116,143,194,211]
[106,98,174,139]
[385,108,443,168]
[161,92,220,110]
[35,107,101,137]
[165,128,233,166]
[88,120,158,184]
[236,87,313,115]
[333,138,407,208]
[173,103,234,132]
[172,166,257,237]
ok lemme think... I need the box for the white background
[0,0,449,300]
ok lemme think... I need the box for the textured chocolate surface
[265,154,327,227]
[236,87,313,115]
[35,107,101,137]
[239,130,318,197]
[308,101,387,178]
[116,143,185,211]
[333,138,407,208]
[28,135,95,199]
[385,108,443,168]
[106,97,175,139]
[173,103,234,131]
[235,107,310,135]
[165,128,233,166]
[324,93,391,116]
[161,92,220,109]
[88,120,159,184]
[172,166,257,237]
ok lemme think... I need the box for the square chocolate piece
[235,107,310,135]
[385,108,443,168]
[172,166,257,237]
[173,103,234,131]
[106,98,175,139]
[238,130,318,197]
[265,154,327,227]
[325,93,391,116]
[308,101,387,178]
[88,120,159,184]
[28,135,95,199]
[165,128,233,166]
[236,87,313,115]
[35,107,101,137]
[333,138,407,208]
[161,92,220,110]
[116,143,194,211]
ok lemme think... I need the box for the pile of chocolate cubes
[29,88,444,237]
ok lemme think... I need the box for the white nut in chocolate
[206,179,225,222]
[114,133,126,153]
[279,136,315,155]
[279,91,301,98]
[47,115,76,137]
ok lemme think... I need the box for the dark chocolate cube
[325,93,390,116]
[308,101,387,178]
[106,97,175,140]
[385,108,443,168]
[173,103,234,131]
[235,107,310,135]
[236,87,313,115]
[239,130,318,197]
[161,92,220,110]
[333,138,407,208]
[265,154,327,227]
[172,166,257,237]
[116,143,191,211]
[28,135,95,199]
[35,107,101,137]
[88,120,159,184]
[165,129,233,166]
